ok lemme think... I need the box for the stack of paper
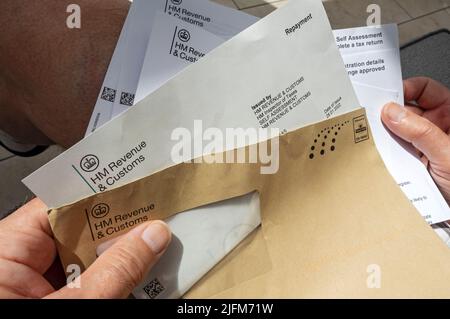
[25,0,362,298]
[87,0,450,226]
[86,0,258,134]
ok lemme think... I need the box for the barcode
[100,87,117,102]
[143,278,165,299]
[120,92,135,106]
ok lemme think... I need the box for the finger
[0,287,25,299]
[0,259,55,298]
[381,102,450,165]
[48,221,171,299]
[0,227,56,275]
[421,106,450,134]
[0,198,56,274]
[406,101,450,134]
[3,198,53,237]
[405,105,423,116]
[96,234,123,256]
[404,77,450,109]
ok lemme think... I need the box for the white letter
[366,4,381,27]
[259,128,280,175]
[225,128,259,163]
[193,120,203,163]
[171,127,191,164]
[66,4,81,29]
[203,127,224,164]
[66,264,81,289]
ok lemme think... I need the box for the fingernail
[141,221,171,254]
[385,103,407,124]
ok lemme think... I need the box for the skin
[0,0,130,147]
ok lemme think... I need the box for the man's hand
[381,77,450,203]
[0,198,171,298]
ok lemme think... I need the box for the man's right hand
[381,77,450,204]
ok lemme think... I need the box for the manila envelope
[48,108,450,298]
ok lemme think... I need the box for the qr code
[120,92,135,106]
[143,278,165,299]
[100,87,117,102]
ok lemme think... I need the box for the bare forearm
[0,0,130,147]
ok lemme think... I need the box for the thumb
[381,102,450,165]
[49,221,171,299]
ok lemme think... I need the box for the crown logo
[80,154,99,172]
[91,203,110,219]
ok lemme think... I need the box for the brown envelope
[49,108,450,298]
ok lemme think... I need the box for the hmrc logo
[178,29,191,42]
[171,0,182,5]
[80,154,99,172]
[91,203,110,219]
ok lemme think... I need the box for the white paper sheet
[342,49,403,104]
[110,0,258,120]
[333,24,404,104]
[135,12,225,103]
[84,9,132,135]
[334,23,400,55]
